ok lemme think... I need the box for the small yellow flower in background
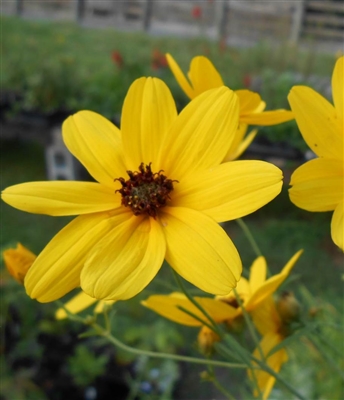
[3,243,36,284]
[249,292,300,400]
[197,326,220,355]
[2,77,283,303]
[55,291,115,320]
[166,54,294,161]
[288,56,344,251]
[142,251,302,341]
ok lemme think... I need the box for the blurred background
[1,1,343,399]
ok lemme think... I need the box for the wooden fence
[5,0,344,45]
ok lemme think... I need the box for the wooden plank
[305,13,344,27]
[303,27,344,40]
[307,1,344,13]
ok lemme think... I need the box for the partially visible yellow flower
[142,251,302,339]
[55,291,115,320]
[288,56,344,251]
[197,326,220,355]
[166,54,294,161]
[249,295,289,400]
[2,77,283,303]
[216,250,303,317]
[3,243,36,284]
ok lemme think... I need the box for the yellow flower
[288,56,344,251]
[2,77,283,302]
[3,243,36,284]
[249,296,289,400]
[55,291,115,320]
[166,54,294,161]
[142,250,302,327]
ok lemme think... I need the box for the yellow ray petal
[121,77,177,171]
[25,210,130,302]
[249,257,267,294]
[160,87,239,180]
[249,332,288,400]
[331,201,344,251]
[166,53,194,99]
[172,160,282,222]
[63,111,126,188]
[142,293,237,326]
[240,109,294,126]
[224,128,258,162]
[246,250,302,311]
[55,291,98,319]
[289,158,344,212]
[288,86,343,159]
[161,207,242,295]
[81,216,166,300]
[1,181,120,216]
[251,296,282,336]
[188,56,224,96]
[332,56,343,121]
[235,90,262,114]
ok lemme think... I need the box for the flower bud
[276,291,300,323]
[3,243,36,284]
[197,326,220,356]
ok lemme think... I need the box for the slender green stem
[250,354,307,400]
[93,322,246,369]
[236,218,262,258]
[171,269,223,337]
[177,305,216,332]
[233,289,265,362]
[207,365,237,400]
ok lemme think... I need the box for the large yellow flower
[288,56,344,250]
[142,250,302,326]
[2,77,282,302]
[166,54,294,161]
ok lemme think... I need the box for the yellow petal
[249,332,288,400]
[289,158,344,212]
[235,90,262,114]
[248,257,267,294]
[142,292,237,326]
[160,86,239,180]
[332,56,343,121]
[251,296,282,336]
[288,86,343,159]
[331,201,344,251]
[1,181,119,216]
[81,216,166,300]
[172,160,282,222]
[161,207,242,295]
[187,56,224,96]
[25,209,130,302]
[247,250,303,312]
[63,111,126,188]
[55,291,98,319]
[240,109,294,126]
[224,128,258,162]
[166,53,194,99]
[121,77,177,171]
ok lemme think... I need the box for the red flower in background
[151,49,168,71]
[111,51,124,68]
[243,73,252,88]
[192,5,202,19]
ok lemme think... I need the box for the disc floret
[116,163,176,218]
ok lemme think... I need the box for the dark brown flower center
[115,163,176,218]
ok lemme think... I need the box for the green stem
[250,353,307,400]
[233,289,265,362]
[207,365,237,400]
[236,218,262,258]
[171,269,223,337]
[93,322,246,370]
